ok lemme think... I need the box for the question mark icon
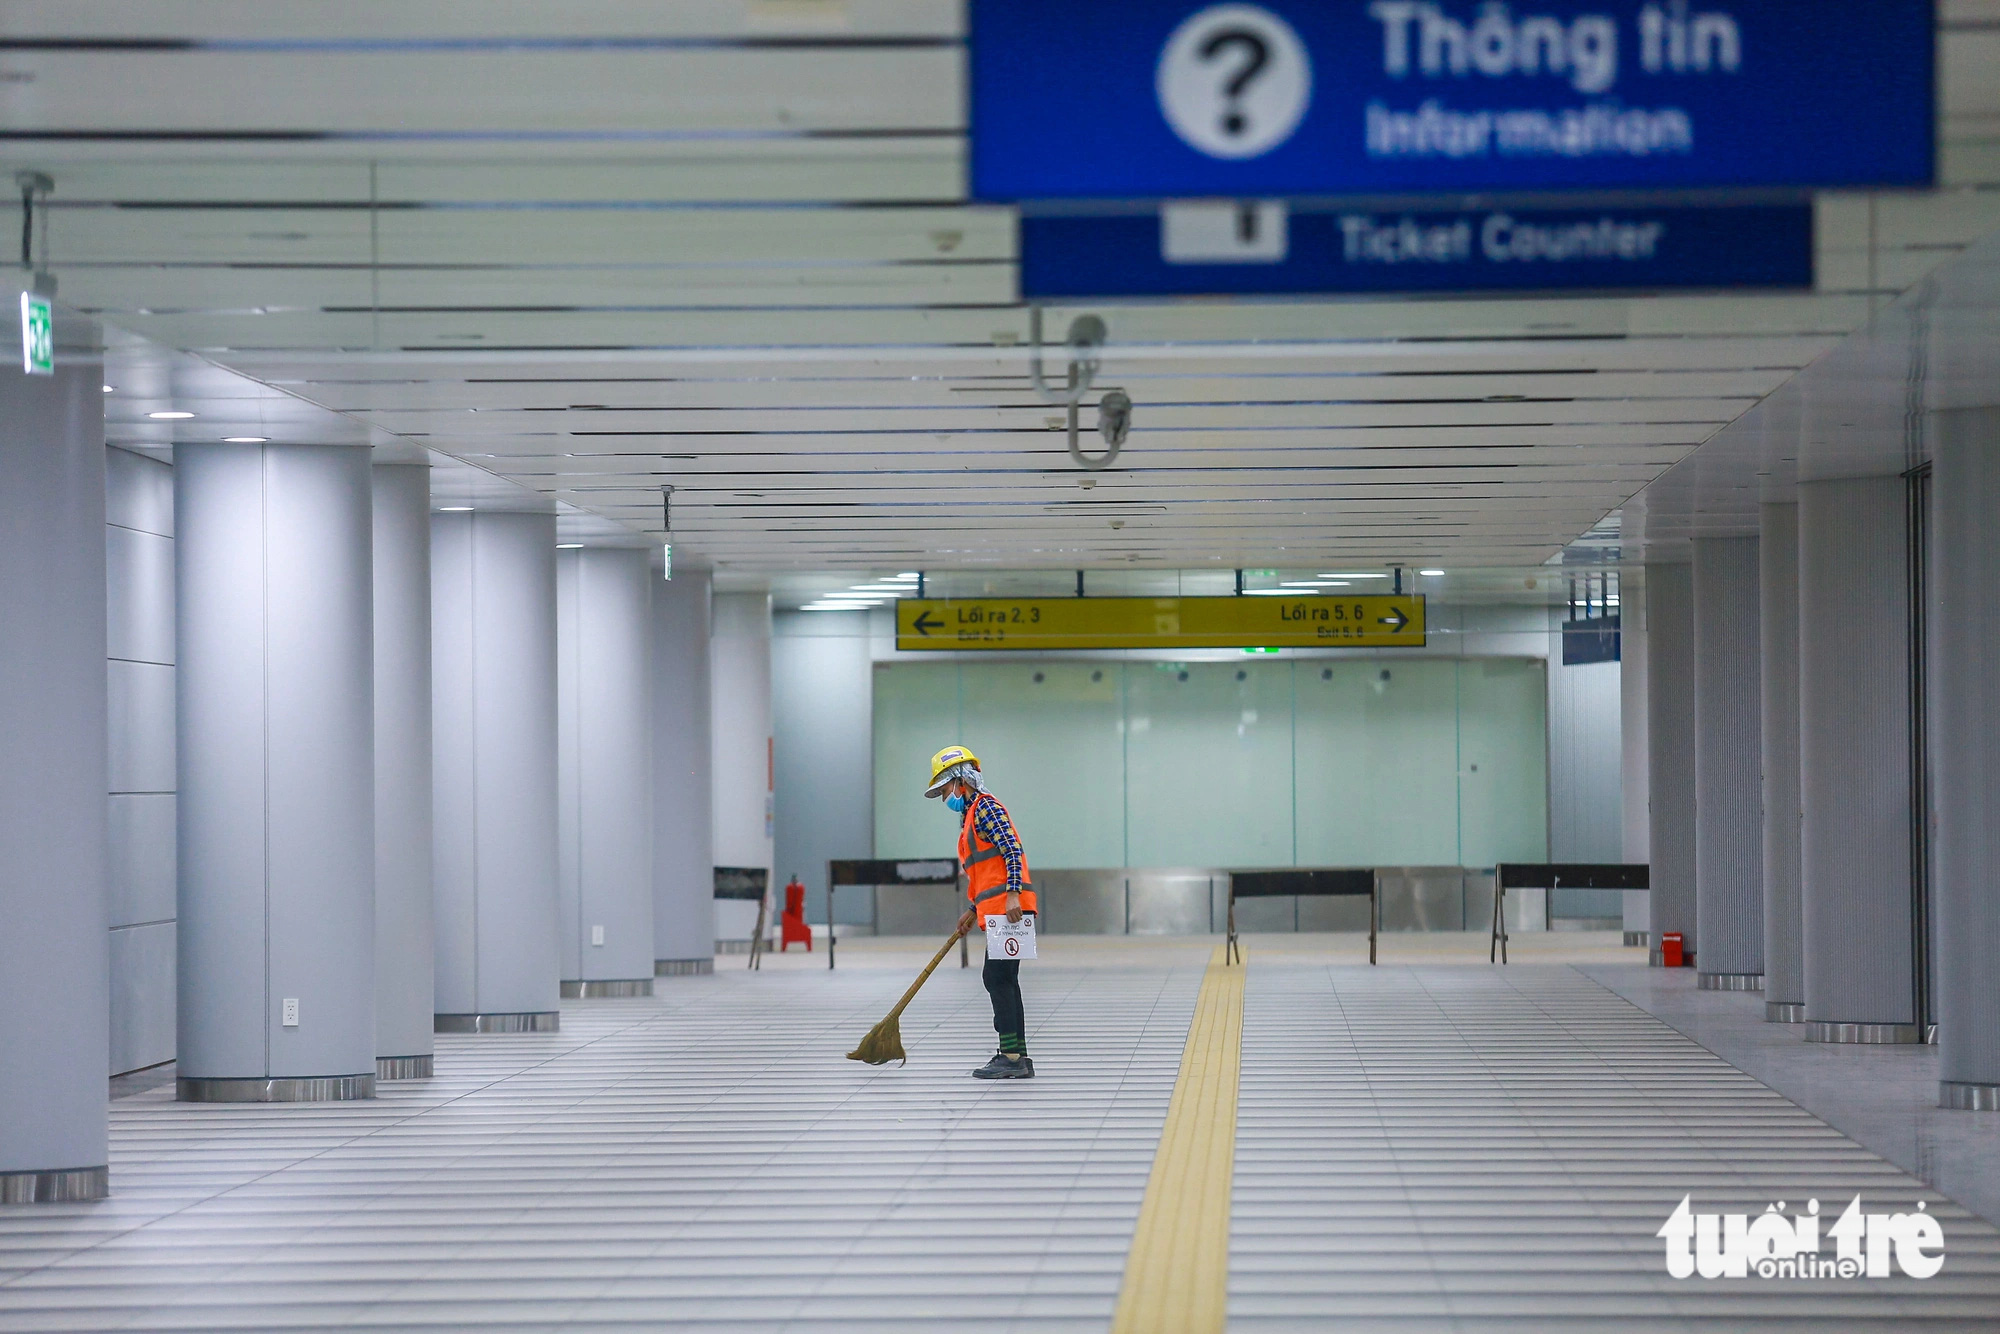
[1200,27,1269,138]
[1157,6,1311,160]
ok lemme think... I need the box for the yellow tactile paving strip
[1111,943,1246,1334]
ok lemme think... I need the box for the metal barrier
[1489,863,1649,963]
[827,859,959,970]
[1226,869,1377,966]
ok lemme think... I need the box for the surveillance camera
[1098,390,1132,447]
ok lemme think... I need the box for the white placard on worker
[984,914,1036,961]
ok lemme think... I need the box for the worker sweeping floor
[6,938,2000,1332]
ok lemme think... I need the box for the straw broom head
[846,1013,907,1065]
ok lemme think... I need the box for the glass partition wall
[875,657,1548,870]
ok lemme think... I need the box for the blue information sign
[971,1,1932,200]
[1020,201,1811,297]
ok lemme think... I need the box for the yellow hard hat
[924,745,980,798]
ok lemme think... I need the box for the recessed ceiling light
[147,411,194,420]
[1419,569,1445,577]
[556,543,583,549]
[101,385,114,393]
[1318,573,1390,580]
[438,506,473,512]
[222,436,268,443]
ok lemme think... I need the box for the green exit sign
[19,291,52,375]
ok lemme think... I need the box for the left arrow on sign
[912,610,943,635]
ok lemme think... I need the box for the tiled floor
[1588,963,2000,1231]
[5,935,1998,1331]
[1234,961,2000,1330]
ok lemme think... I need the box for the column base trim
[656,958,714,977]
[1698,972,1765,992]
[1805,1021,1924,1045]
[376,1055,433,1080]
[178,1074,375,1103]
[1623,931,1648,948]
[1766,1002,1807,1023]
[434,1012,560,1034]
[1942,1081,2000,1111]
[715,939,755,955]
[560,979,654,999]
[1648,950,1694,968]
[0,1166,108,1204]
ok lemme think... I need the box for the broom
[846,926,969,1065]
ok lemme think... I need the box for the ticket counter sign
[970,0,1933,199]
[1022,201,1811,298]
[895,595,1426,651]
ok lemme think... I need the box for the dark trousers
[982,956,1026,1049]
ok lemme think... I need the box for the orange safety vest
[959,793,1035,917]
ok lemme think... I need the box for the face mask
[944,793,968,814]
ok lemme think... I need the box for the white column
[557,548,655,996]
[1931,409,2000,1107]
[710,591,773,946]
[1760,502,1805,1023]
[1798,477,1919,1044]
[0,362,110,1200]
[1619,577,1651,944]
[1645,562,1696,966]
[653,569,714,972]
[432,511,561,1032]
[176,443,376,1101]
[372,464,434,1078]
[773,611,876,930]
[1693,537,1764,989]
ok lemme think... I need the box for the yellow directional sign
[895,595,1426,651]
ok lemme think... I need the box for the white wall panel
[104,444,176,1077]
[106,445,173,535]
[1546,624,1623,867]
[711,593,773,878]
[107,922,176,1076]
[106,793,176,930]
[105,524,174,665]
[106,659,176,794]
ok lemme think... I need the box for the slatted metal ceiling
[8,0,2000,575]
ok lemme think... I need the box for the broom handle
[882,927,970,1023]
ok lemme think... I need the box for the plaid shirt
[968,793,1026,896]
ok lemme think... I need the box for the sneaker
[971,1052,1035,1079]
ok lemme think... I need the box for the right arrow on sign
[1377,608,1409,632]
